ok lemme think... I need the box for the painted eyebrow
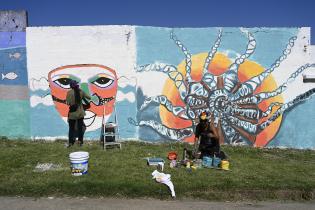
[89,73,116,82]
[51,74,81,81]
[51,74,70,79]
[98,73,115,79]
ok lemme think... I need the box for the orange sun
[160,52,283,147]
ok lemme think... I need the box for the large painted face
[48,64,118,131]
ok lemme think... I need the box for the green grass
[0,138,315,201]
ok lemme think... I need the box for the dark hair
[70,80,79,89]
[74,88,81,105]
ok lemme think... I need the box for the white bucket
[69,151,89,176]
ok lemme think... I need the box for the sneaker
[67,143,74,148]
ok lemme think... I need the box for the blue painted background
[0,27,314,149]
[0,32,30,138]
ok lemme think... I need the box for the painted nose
[80,82,98,104]
[80,83,90,96]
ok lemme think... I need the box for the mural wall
[1,22,315,149]
[0,30,29,138]
[133,27,315,148]
[27,26,137,140]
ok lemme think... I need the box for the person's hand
[194,137,199,150]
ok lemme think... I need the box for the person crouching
[194,112,220,159]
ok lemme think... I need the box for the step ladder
[100,102,121,150]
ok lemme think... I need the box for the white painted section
[29,77,49,91]
[302,45,315,80]
[27,25,137,90]
[30,95,54,107]
[26,25,137,132]
[116,90,135,103]
[136,71,168,97]
[272,27,315,102]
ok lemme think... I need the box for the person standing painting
[66,80,91,147]
[48,64,119,132]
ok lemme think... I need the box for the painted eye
[92,77,114,88]
[54,78,72,89]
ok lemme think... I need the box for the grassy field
[0,138,315,201]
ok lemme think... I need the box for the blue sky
[1,0,315,44]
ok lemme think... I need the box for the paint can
[69,151,89,176]
[170,160,177,168]
[157,162,164,171]
[202,156,212,168]
[212,156,221,168]
[221,160,230,170]
[167,151,177,160]
[186,161,191,168]
[194,159,202,168]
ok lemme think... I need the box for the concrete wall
[0,10,29,138]
[1,11,315,149]
[0,10,27,32]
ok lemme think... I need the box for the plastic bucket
[213,157,221,168]
[69,151,89,176]
[194,159,202,168]
[221,160,230,170]
[202,156,212,168]
[167,151,177,160]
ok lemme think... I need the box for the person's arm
[194,124,200,151]
[66,91,72,105]
[66,91,72,121]
[210,121,219,139]
[209,123,220,146]
[81,89,91,100]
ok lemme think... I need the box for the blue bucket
[213,156,221,168]
[202,156,213,168]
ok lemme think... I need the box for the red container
[168,151,178,160]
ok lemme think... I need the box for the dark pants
[199,144,220,159]
[68,118,84,145]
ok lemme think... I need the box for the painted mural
[27,26,137,139]
[0,31,30,138]
[48,64,118,131]
[133,27,315,147]
[0,25,312,149]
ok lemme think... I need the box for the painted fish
[1,72,18,80]
[9,52,21,60]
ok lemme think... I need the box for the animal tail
[1,73,5,80]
